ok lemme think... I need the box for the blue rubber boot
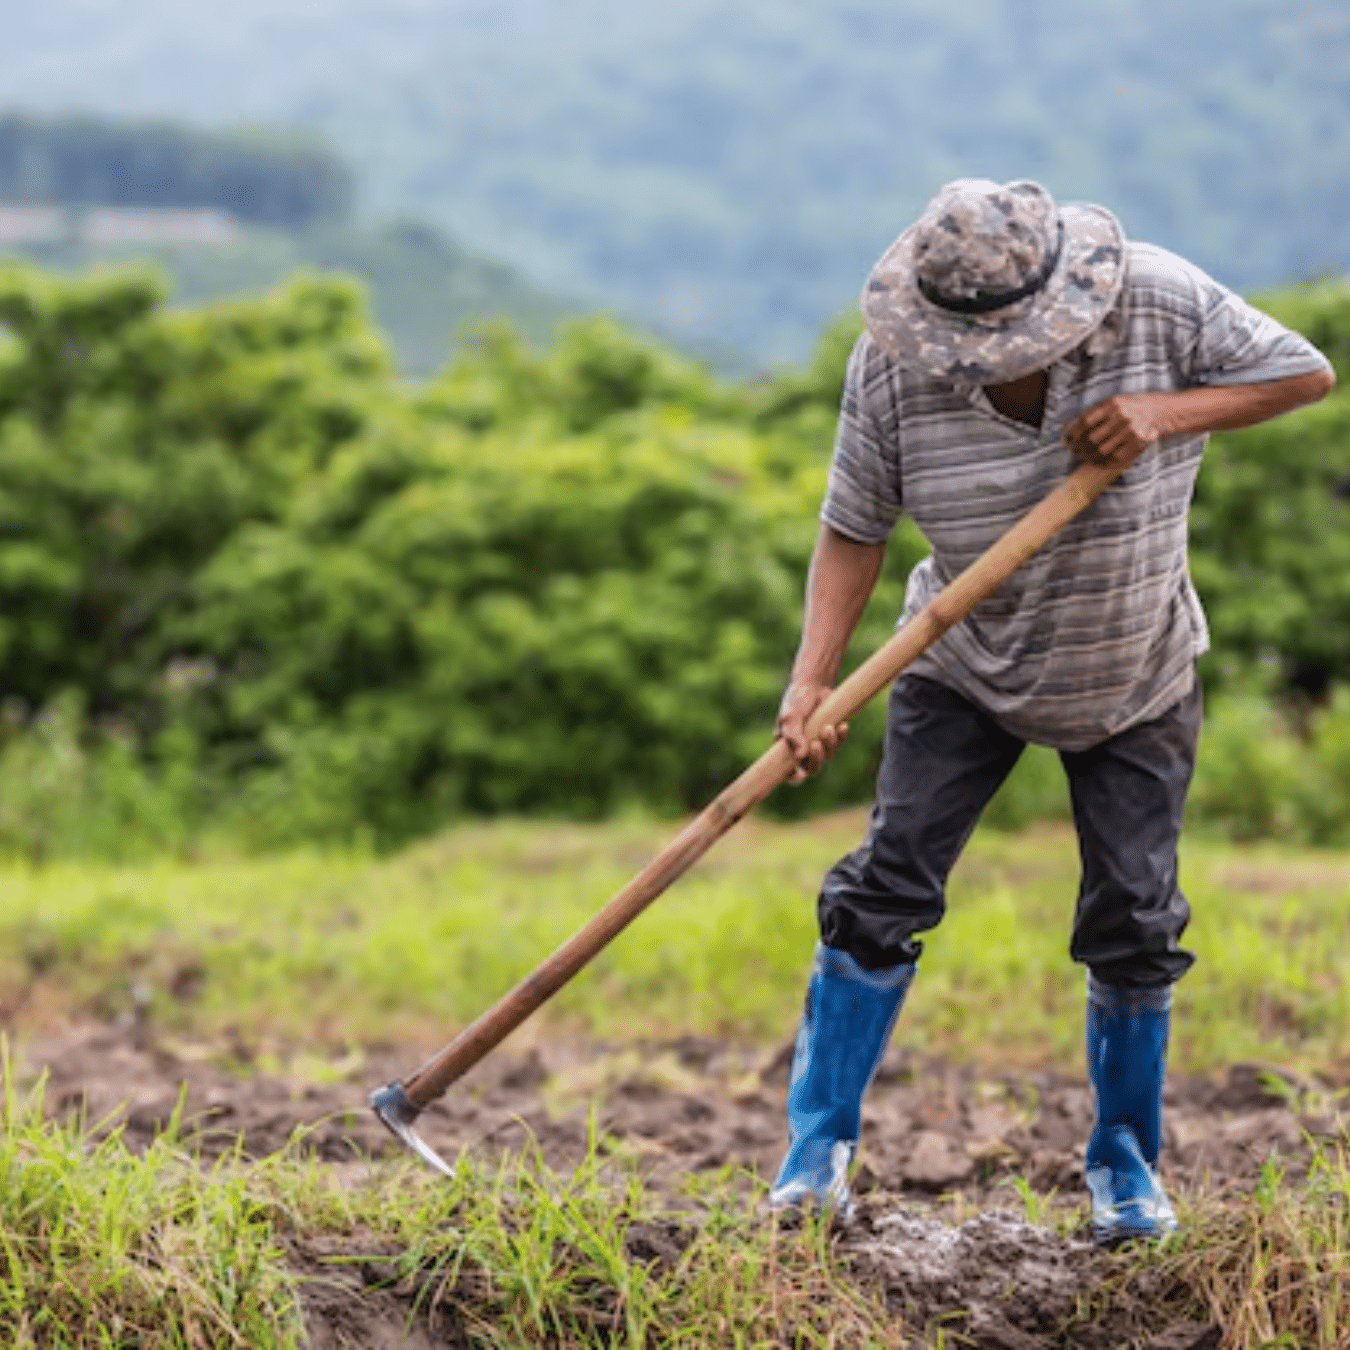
[769,943,915,1212]
[1085,975,1178,1244]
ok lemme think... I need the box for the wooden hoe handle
[398,459,1122,1109]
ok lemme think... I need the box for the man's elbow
[1306,364,1337,402]
[1273,363,1338,417]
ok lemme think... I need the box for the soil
[16,1021,1349,1348]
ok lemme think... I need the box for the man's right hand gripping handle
[776,679,849,784]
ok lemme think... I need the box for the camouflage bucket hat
[861,178,1126,384]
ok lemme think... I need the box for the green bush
[0,263,390,721]
[0,263,1346,857]
[184,322,926,840]
[0,267,919,852]
[0,694,206,861]
[981,744,1073,833]
[1305,688,1350,845]
[1190,388,1350,698]
[1187,695,1310,843]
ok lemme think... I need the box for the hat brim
[861,202,1126,384]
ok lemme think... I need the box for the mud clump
[843,1205,1228,1350]
[291,1236,453,1350]
[847,1208,1105,1348]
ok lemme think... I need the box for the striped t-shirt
[822,242,1332,750]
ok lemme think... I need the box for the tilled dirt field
[18,1021,1350,1348]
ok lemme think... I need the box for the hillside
[6,216,571,376]
[0,113,572,373]
[4,0,1347,365]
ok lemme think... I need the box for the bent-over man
[772,177,1335,1242]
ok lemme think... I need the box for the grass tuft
[0,1050,302,1349]
[334,1126,897,1347]
[1147,1138,1350,1350]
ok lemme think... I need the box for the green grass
[1,813,1347,1079]
[338,1136,892,1347]
[0,1084,899,1346]
[1,1086,1346,1347]
[1156,1144,1350,1349]
[0,811,1348,1344]
[0,1068,303,1347]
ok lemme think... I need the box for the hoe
[371,458,1125,1173]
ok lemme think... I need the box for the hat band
[917,219,1064,315]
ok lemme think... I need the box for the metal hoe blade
[369,1082,456,1177]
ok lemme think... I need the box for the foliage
[1188,688,1350,848]
[0,270,904,849]
[0,263,1345,855]
[1191,284,1350,698]
[0,112,352,228]
[0,263,391,729]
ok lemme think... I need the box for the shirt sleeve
[1184,264,1334,388]
[819,331,905,544]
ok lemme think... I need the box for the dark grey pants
[818,674,1202,988]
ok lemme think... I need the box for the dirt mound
[15,1021,1347,1347]
[849,1208,1107,1348]
[842,1205,1229,1350]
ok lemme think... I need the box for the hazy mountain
[0,113,571,373]
[5,0,1347,365]
[5,217,571,377]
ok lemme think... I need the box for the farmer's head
[861,178,1126,384]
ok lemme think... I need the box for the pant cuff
[1087,972,1173,1017]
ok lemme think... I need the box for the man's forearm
[1157,367,1336,438]
[1066,366,1336,467]
[790,525,887,687]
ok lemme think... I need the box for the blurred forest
[0,115,351,227]
[0,116,571,374]
[0,263,1347,857]
[4,0,1346,365]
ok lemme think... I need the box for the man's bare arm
[778,524,887,782]
[1064,367,1336,468]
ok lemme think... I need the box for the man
[771,178,1335,1242]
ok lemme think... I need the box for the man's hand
[1063,393,1174,468]
[777,680,849,784]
